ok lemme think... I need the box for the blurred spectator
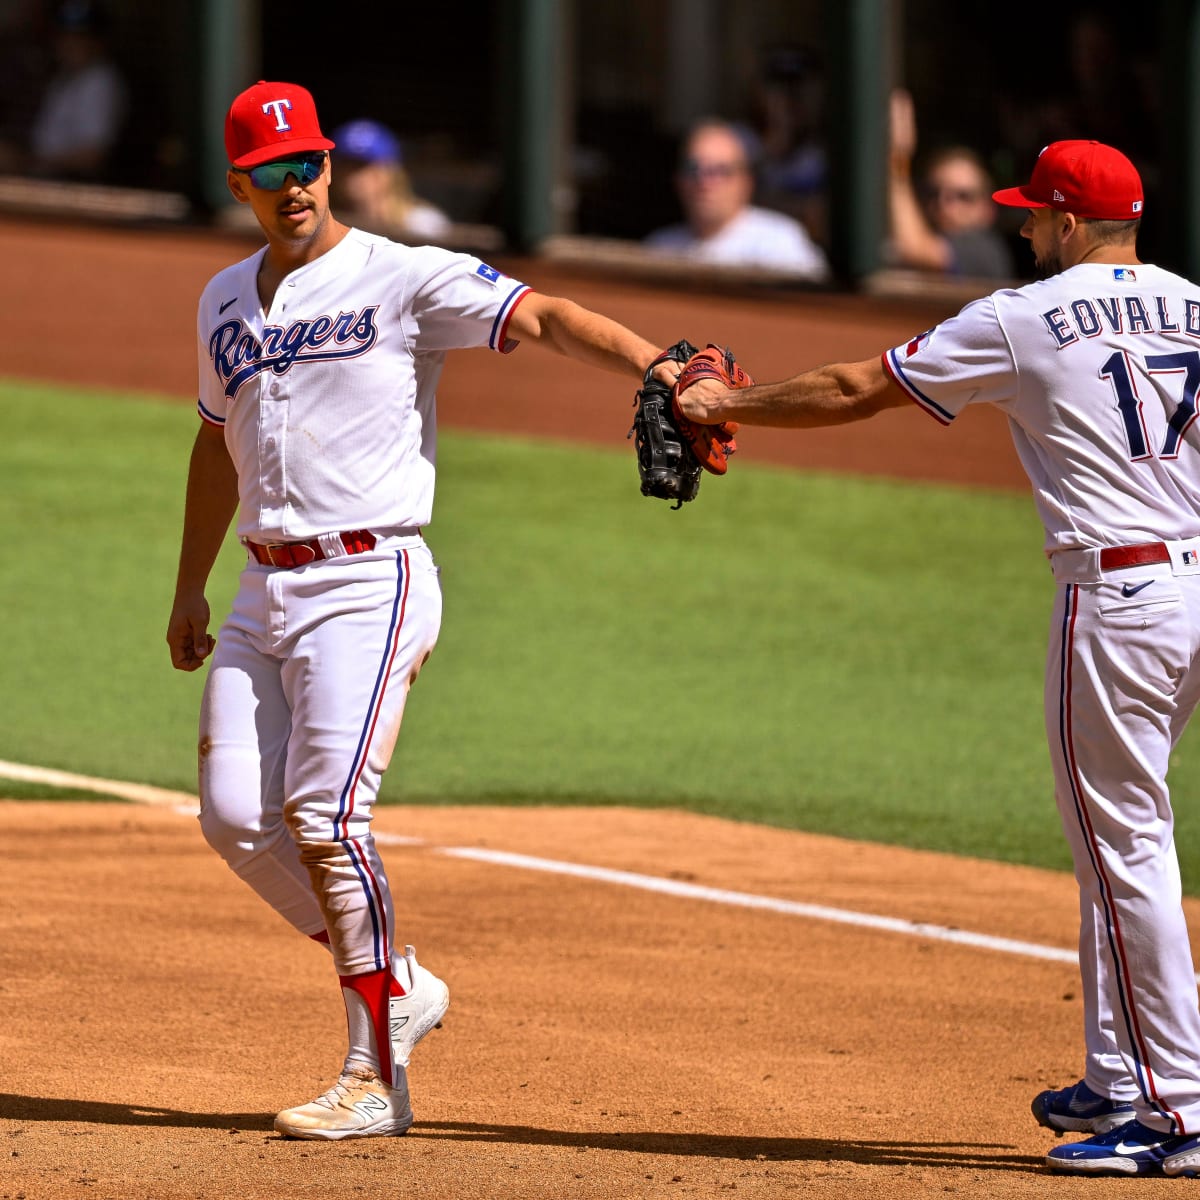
[644,119,829,281]
[750,44,829,248]
[996,12,1159,197]
[23,0,127,180]
[329,119,452,244]
[887,89,1014,280]
[0,1,52,173]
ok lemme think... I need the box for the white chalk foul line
[0,758,197,808]
[440,846,1079,966]
[0,758,1082,969]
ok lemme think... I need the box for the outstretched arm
[506,292,670,382]
[675,355,911,428]
[166,421,239,671]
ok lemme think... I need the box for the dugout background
[0,0,1187,279]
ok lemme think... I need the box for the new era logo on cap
[224,81,335,168]
[992,140,1143,221]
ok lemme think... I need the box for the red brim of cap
[231,135,336,169]
[991,185,1048,210]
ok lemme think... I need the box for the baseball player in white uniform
[165,80,681,1140]
[677,140,1200,1178]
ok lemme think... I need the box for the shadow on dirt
[410,1121,1041,1171]
[0,1097,1044,1172]
[0,1094,274,1132]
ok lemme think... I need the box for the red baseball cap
[225,80,336,168]
[992,140,1143,221]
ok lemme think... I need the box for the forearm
[888,157,951,272]
[513,293,661,379]
[702,358,907,428]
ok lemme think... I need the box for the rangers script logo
[210,306,380,398]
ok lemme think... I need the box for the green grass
[7,377,1200,882]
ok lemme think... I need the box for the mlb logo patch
[475,263,501,285]
[1133,200,1144,213]
[1184,550,1199,566]
[904,329,933,359]
[1113,267,1137,282]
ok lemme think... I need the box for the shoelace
[314,1070,378,1110]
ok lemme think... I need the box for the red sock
[339,967,395,1084]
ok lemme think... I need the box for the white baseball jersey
[884,263,1200,552]
[195,229,530,540]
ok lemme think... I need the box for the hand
[650,359,682,389]
[167,593,216,672]
[674,375,733,425]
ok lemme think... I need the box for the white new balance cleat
[390,944,450,1068]
[274,1065,413,1140]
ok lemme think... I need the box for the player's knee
[282,792,371,846]
[198,801,270,865]
[197,804,240,862]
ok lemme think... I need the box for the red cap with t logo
[224,80,336,168]
[991,140,1143,221]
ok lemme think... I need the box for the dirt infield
[0,217,1131,1198]
[11,799,1200,1200]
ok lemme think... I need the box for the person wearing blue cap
[329,118,451,243]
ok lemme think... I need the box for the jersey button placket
[261,377,287,528]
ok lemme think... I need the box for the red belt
[244,529,377,569]
[1098,542,1170,571]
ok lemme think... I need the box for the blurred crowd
[0,2,1161,283]
[0,0,127,181]
[635,8,1159,286]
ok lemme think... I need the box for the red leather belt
[1098,542,1170,571]
[244,529,377,569]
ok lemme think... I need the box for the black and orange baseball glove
[628,340,749,508]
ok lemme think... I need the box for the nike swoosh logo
[1121,580,1154,597]
[1113,1141,1154,1156]
[219,296,238,314]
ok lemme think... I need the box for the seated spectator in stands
[644,119,829,281]
[329,119,452,244]
[886,89,1014,280]
[26,0,126,180]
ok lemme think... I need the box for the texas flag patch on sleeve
[475,262,502,286]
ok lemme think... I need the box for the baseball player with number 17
[165,80,691,1140]
[679,140,1200,1179]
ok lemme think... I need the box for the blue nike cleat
[1031,1078,1135,1135]
[1046,1120,1195,1175]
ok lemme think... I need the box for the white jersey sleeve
[883,296,1017,424]
[406,253,530,354]
[195,249,265,427]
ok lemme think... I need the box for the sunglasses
[235,151,327,190]
[925,185,986,205]
[679,159,745,182]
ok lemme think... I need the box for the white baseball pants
[196,534,441,978]
[1047,547,1200,1134]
